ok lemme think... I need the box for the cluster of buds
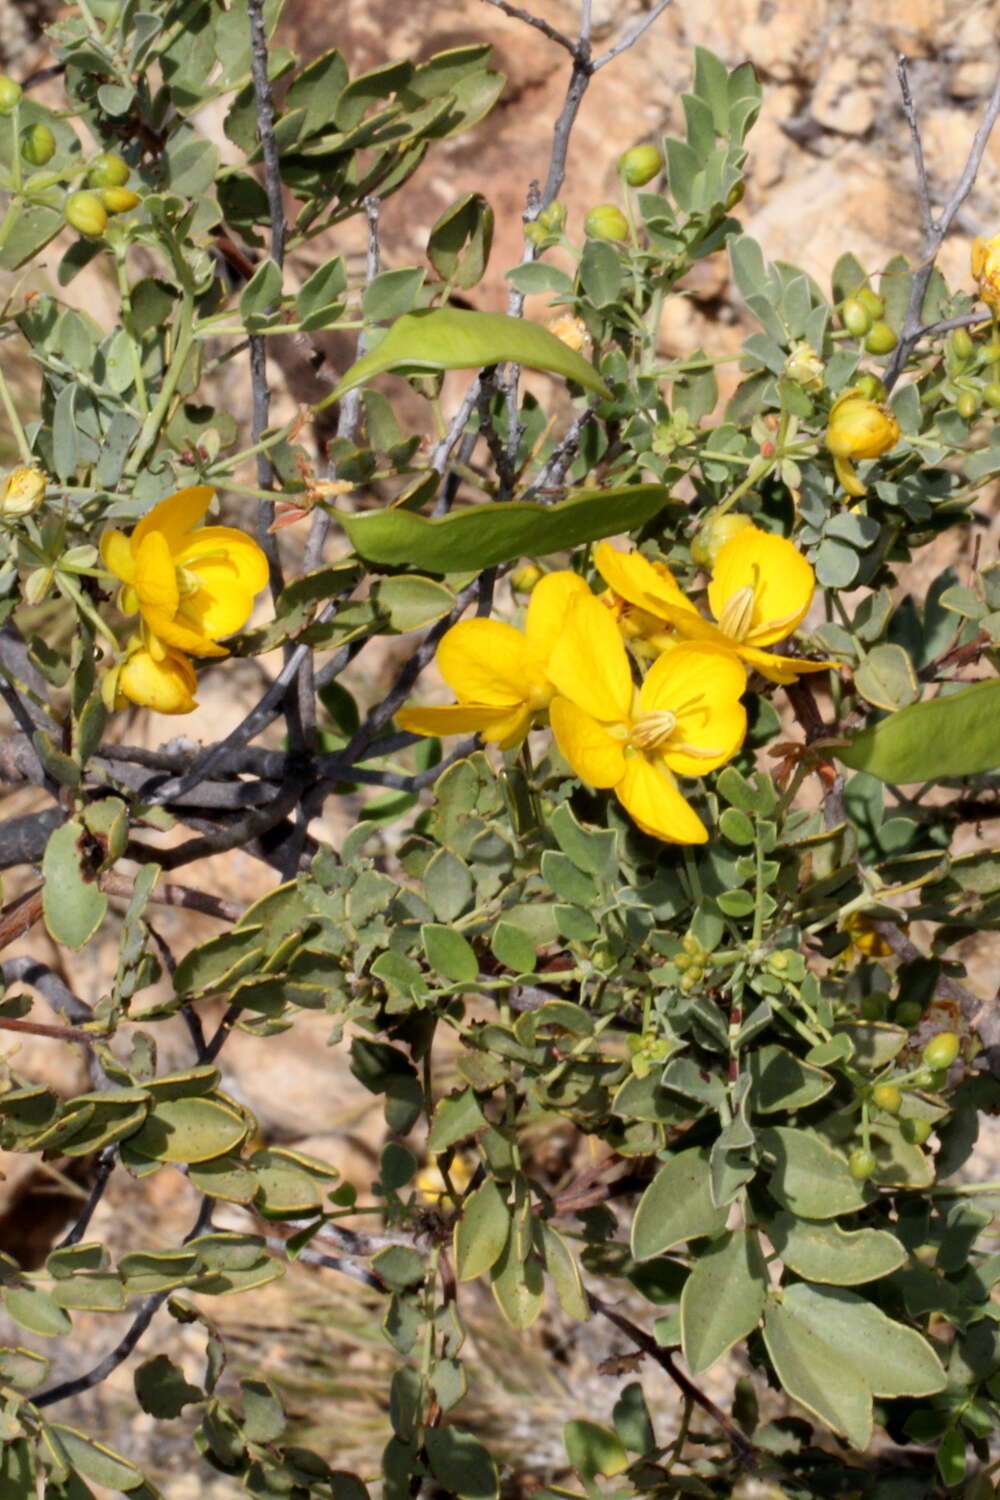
[838,287,898,356]
[65,152,141,238]
[674,934,708,993]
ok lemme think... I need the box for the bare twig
[478,0,576,55]
[521,400,599,501]
[100,872,244,924]
[1,958,93,1025]
[55,1146,117,1250]
[885,62,1000,389]
[592,0,674,71]
[0,1015,95,1044]
[0,808,63,870]
[897,57,934,241]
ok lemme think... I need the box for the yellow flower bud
[584,204,629,242]
[510,563,544,594]
[99,186,141,214]
[690,512,753,570]
[783,339,824,392]
[825,390,900,460]
[1,466,46,518]
[618,144,663,187]
[64,189,108,238]
[546,315,588,353]
[972,233,1000,310]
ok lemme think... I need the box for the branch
[100,872,244,924]
[478,0,576,56]
[885,62,1000,389]
[1,958,93,1024]
[0,808,62,871]
[897,56,933,242]
[592,0,674,72]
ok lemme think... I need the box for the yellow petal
[616,756,707,844]
[640,643,747,775]
[141,605,228,658]
[396,703,527,742]
[547,589,633,724]
[708,527,814,646]
[179,566,256,638]
[176,526,271,595]
[738,644,835,685]
[134,530,180,617]
[117,647,199,714]
[550,696,626,789]
[436,619,536,706]
[99,528,135,585]
[593,542,689,616]
[132,485,214,553]
[833,454,867,498]
[524,570,590,661]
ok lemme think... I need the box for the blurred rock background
[0,2,997,1495]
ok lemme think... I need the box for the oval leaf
[836,678,1000,783]
[631,1147,728,1260]
[778,1282,946,1398]
[454,1179,510,1281]
[763,1293,873,1449]
[759,1126,868,1219]
[680,1228,768,1374]
[329,307,609,400]
[47,1424,143,1492]
[766,1213,906,1285]
[337,483,670,572]
[126,1097,248,1164]
[42,819,107,951]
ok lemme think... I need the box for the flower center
[630,710,678,750]
[718,584,756,642]
[177,565,202,599]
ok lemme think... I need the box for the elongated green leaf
[680,1228,767,1373]
[126,1096,249,1164]
[778,1283,946,1398]
[763,1293,873,1448]
[631,1147,728,1260]
[836,678,1000,783]
[454,1178,510,1280]
[329,307,608,400]
[338,483,670,571]
[42,818,107,950]
[47,1424,144,1492]
[766,1213,905,1285]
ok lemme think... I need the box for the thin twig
[521,400,599,501]
[592,0,674,71]
[0,1015,95,1044]
[897,56,934,241]
[55,1146,117,1249]
[100,872,244,924]
[478,0,576,55]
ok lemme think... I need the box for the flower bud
[0,75,22,114]
[841,297,872,337]
[100,186,140,214]
[538,200,567,234]
[510,563,543,594]
[546,315,587,352]
[0,466,45,518]
[957,389,980,420]
[984,382,1000,409]
[691,512,753,570]
[864,321,898,355]
[64,189,108,237]
[783,339,824,392]
[21,123,55,167]
[88,151,130,188]
[618,144,663,187]
[826,390,900,460]
[584,204,629,242]
[972,233,1000,310]
[950,327,974,365]
[856,287,885,320]
[854,373,886,402]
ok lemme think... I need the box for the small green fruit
[950,327,974,364]
[100,186,140,214]
[64,189,108,238]
[619,144,663,187]
[872,1083,902,1114]
[856,287,885,320]
[859,993,887,1021]
[848,1147,877,1180]
[584,204,629,242]
[865,321,899,355]
[21,123,56,167]
[893,999,923,1028]
[922,1030,959,1070]
[855,373,887,402]
[983,382,1000,408]
[957,389,981,420]
[902,1117,932,1145]
[87,151,130,188]
[841,297,872,337]
[0,75,22,114]
[690,512,753,569]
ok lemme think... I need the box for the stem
[123,289,195,476]
[113,244,149,418]
[0,358,32,463]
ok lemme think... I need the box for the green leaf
[759,1126,868,1219]
[135,1354,203,1418]
[854,643,920,712]
[362,267,426,322]
[421,924,478,984]
[490,1216,544,1328]
[46,1425,144,1491]
[579,239,624,308]
[631,1148,728,1260]
[42,818,107,950]
[836,678,1000,783]
[337,482,670,571]
[425,1428,498,1500]
[505,262,574,295]
[763,1291,873,1448]
[239,257,283,323]
[374,574,455,631]
[4,1284,72,1337]
[455,1179,510,1280]
[748,1045,833,1113]
[126,1096,249,1164]
[541,1223,589,1322]
[680,1228,767,1374]
[564,1420,629,1479]
[490,920,536,973]
[329,307,609,400]
[428,1088,486,1151]
[766,1213,905,1285]
[428,192,494,289]
[779,1283,946,1399]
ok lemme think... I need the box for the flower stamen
[630,709,678,750]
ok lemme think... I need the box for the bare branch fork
[885,58,1000,390]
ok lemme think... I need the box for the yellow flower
[547,588,746,844]
[972,233,1000,310]
[843,911,893,959]
[547,316,589,353]
[103,638,198,715]
[396,570,590,749]
[593,541,688,656]
[825,388,900,498]
[1,466,46,518]
[595,528,833,686]
[100,485,269,658]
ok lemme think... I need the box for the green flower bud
[871,1082,902,1114]
[893,999,923,1029]
[984,382,1000,409]
[538,200,567,233]
[950,327,974,364]
[619,144,663,187]
[690,512,753,570]
[841,297,872,337]
[859,993,887,1021]
[64,189,108,238]
[848,1147,877,1180]
[902,1117,932,1145]
[584,204,629,242]
[87,151,130,188]
[21,123,56,167]
[957,389,981,420]
[510,563,543,594]
[0,76,22,114]
[864,321,899,355]
[856,287,885,320]
[922,1030,959,1070]
[854,373,887,402]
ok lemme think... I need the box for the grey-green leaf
[759,1126,868,1219]
[631,1148,728,1260]
[766,1213,905,1285]
[680,1228,768,1374]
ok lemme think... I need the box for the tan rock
[811,55,878,136]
